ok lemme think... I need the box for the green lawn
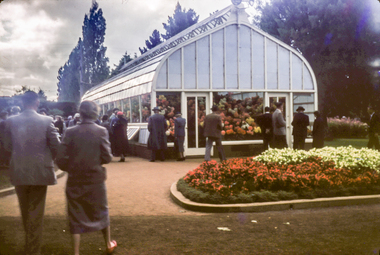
[324,138,368,149]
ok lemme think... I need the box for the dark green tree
[81,0,109,91]
[256,0,380,118]
[161,2,199,40]
[57,39,81,104]
[110,51,133,77]
[139,29,163,55]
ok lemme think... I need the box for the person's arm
[100,128,113,165]
[55,131,70,171]
[47,120,61,159]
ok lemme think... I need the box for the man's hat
[117,111,124,116]
[296,106,305,112]
[152,106,160,111]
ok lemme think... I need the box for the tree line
[57,2,198,105]
[57,0,380,121]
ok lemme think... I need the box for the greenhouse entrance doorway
[185,93,210,156]
[268,93,292,148]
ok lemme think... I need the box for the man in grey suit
[3,91,60,255]
[174,113,186,161]
[204,105,226,162]
[272,101,288,149]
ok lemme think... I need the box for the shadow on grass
[2,206,380,254]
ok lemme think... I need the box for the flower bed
[327,117,367,138]
[178,147,380,204]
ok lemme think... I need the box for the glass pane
[131,96,140,123]
[168,50,181,89]
[141,94,151,123]
[292,54,303,90]
[303,65,314,90]
[226,25,238,89]
[156,92,181,143]
[267,40,278,89]
[115,100,122,112]
[187,97,196,148]
[252,31,265,89]
[198,97,206,147]
[157,61,167,89]
[279,46,290,90]
[212,29,224,89]
[184,42,196,89]
[122,98,131,121]
[239,25,251,89]
[213,92,264,141]
[197,36,210,89]
[293,93,314,136]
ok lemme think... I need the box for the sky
[0,0,259,101]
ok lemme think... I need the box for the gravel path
[0,157,206,217]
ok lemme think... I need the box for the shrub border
[170,181,380,213]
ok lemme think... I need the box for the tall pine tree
[57,1,110,102]
[110,51,133,77]
[161,2,199,40]
[81,0,109,93]
[57,39,81,104]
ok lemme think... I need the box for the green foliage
[57,1,110,102]
[82,1,110,86]
[49,108,64,116]
[57,39,81,104]
[161,2,199,40]
[110,51,133,77]
[256,0,380,118]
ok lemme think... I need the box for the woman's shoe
[118,158,125,162]
[106,240,117,254]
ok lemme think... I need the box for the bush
[327,117,367,138]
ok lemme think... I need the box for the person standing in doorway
[148,107,168,162]
[291,106,309,150]
[257,106,273,151]
[3,91,60,255]
[367,106,380,150]
[174,112,186,161]
[204,105,226,162]
[272,101,288,149]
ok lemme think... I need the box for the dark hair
[22,91,39,107]
[211,105,219,112]
[102,115,109,121]
[274,101,283,108]
[314,111,321,117]
[79,101,99,120]
[264,106,270,112]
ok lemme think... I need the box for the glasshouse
[82,1,318,158]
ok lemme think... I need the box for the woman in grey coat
[56,101,117,255]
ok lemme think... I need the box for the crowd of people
[1,91,379,254]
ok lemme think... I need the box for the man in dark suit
[204,105,226,162]
[291,106,310,150]
[367,106,380,150]
[257,106,273,151]
[174,113,186,161]
[3,91,60,255]
[148,107,168,162]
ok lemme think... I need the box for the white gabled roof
[82,5,233,103]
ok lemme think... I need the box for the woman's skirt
[66,182,110,234]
